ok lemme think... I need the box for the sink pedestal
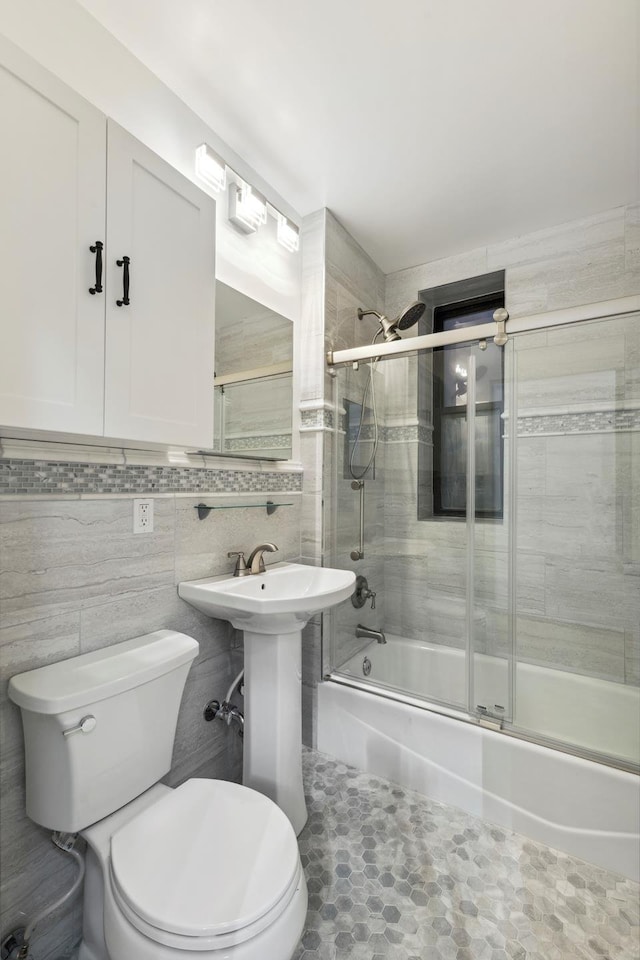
[243,629,307,835]
[177,562,356,837]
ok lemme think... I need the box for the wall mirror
[212,281,293,460]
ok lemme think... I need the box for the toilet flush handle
[62,715,97,737]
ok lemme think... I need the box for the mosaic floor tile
[294,749,639,960]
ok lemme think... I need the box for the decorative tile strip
[219,434,292,451]
[300,408,335,430]
[336,418,433,444]
[381,424,433,443]
[517,408,640,436]
[0,459,302,496]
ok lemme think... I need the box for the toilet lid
[110,779,300,938]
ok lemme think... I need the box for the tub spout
[356,624,386,644]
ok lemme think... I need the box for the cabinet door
[104,122,215,447]
[0,37,106,435]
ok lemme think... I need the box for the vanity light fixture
[275,212,300,253]
[228,181,268,234]
[195,143,227,192]
[195,143,298,250]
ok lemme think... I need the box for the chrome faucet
[246,542,278,574]
[356,623,386,644]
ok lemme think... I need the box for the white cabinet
[0,38,215,448]
[0,36,107,435]
[104,122,215,446]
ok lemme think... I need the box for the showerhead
[357,300,426,343]
[396,300,426,330]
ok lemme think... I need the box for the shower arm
[350,479,365,561]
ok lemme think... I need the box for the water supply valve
[351,575,376,610]
[203,699,221,722]
[1,929,31,960]
[203,699,244,738]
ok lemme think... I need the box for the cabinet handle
[116,256,130,307]
[89,241,103,295]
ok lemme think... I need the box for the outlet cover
[133,498,154,534]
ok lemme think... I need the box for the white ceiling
[77,0,639,274]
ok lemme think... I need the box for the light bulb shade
[276,214,300,253]
[228,181,268,234]
[195,143,226,192]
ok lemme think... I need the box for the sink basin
[178,562,356,633]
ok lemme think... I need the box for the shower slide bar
[350,479,365,561]
[326,295,640,368]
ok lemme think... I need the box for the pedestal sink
[178,562,355,833]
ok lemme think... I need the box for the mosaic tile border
[301,409,336,430]
[216,433,292,451]
[337,419,434,445]
[334,410,639,441]
[0,459,303,496]
[382,424,433,444]
[517,408,640,436]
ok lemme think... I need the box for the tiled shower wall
[380,203,640,687]
[0,461,301,959]
[299,209,386,744]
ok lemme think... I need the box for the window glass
[432,294,504,519]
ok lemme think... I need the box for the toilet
[8,630,307,960]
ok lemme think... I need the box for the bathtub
[317,635,640,881]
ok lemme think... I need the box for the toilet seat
[109,779,302,950]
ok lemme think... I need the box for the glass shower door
[328,359,389,679]
[509,313,639,767]
[466,341,514,725]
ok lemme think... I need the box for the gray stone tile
[173,494,301,583]
[0,612,80,701]
[296,749,640,960]
[0,498,175,628]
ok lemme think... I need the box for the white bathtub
[318,635,640,881]
[336,634,640,763]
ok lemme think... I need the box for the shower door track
[324,672,640,777]
[326,294,640,367]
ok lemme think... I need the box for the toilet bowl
[8,630,307,960]
[80,781,307,960]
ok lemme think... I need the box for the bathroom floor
[294,749,639,960]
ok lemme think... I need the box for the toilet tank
[8,630,199,832]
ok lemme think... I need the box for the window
[417,273,505,520]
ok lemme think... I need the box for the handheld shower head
[357,300,426,343]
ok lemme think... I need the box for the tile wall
[299,209,386,743]
[0,461,301,959]
[379,203,640,692]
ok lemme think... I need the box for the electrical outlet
[133,498,154,534]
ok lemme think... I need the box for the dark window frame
[431,291,505,520]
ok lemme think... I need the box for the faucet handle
[227,551,249,577]
[369,590,376,610]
